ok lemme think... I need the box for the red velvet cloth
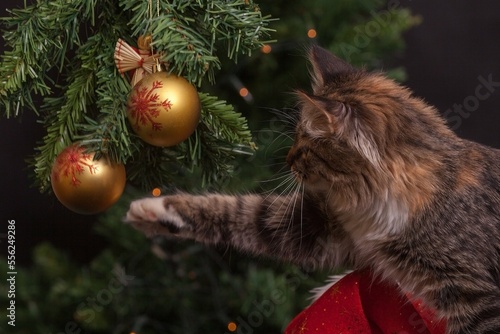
[285,270,446,334]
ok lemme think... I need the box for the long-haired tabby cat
[125,45,500,334]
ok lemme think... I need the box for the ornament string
[113,0,161,85]
[148,0,160,26]
[148,0,164,73]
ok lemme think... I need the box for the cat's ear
[308,45,356,94]
[297,91,381,167]
[296,91,349,135]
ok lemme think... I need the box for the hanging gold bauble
[50,144,127,215]
[126,71,201,147]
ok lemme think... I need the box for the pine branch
[0,43,51,116]
[119,0,274,86]
[2,0,274,191]
[33,34,102,191]
[200,1,276,60]
[195,129,247,187]
[75,19,134,164]
[125,145,184,191]
[0,0,98,117]
[176,94,256,188]
[199,92,254,146]
[121,0,222,86]
[153,11,219,86]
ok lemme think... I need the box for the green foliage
[122,0,275,86]
[0,0,274,192]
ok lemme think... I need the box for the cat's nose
[287,146,307,167]
[286,148,297,167]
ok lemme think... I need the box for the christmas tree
[1,0,274,196]
[0,0,419,333]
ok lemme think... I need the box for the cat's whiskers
[262,161,289,168]
[270,130,295,144]
[265,175,299,244]
[273,175,300,210]
[262,137,293,162]
[299,182,305,251]
[253,125,295,140]
[261,172,296,199]
[276,178,304,249]
[290,166,305,184]
[291,181,306,253]
[279,181,303,248]
[263,107,300,127]
[281,180,303,246]
[264,174,300,243]
[258,171,294,185]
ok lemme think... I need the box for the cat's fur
[125,45,500,334]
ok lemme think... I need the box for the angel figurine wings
[114,35,159,86]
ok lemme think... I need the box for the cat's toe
[125,197,163,223]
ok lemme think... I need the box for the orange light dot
[227,322,237,332]
[261,44,272,54]
[307,29,317,39]
[239,87,249,97]
[152,188,161,197]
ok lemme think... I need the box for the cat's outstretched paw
[124,197,190,237]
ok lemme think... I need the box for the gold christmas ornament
[126,70,201,147]
[50,144,127,215]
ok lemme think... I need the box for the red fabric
[285,269,446,334]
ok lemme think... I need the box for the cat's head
[287,45,453,199]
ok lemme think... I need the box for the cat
[125,45,500,334]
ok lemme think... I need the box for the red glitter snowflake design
[128,80,173,131]
[52,146,98,187]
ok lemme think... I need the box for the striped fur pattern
[125,45,500,333]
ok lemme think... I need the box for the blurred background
[1,0,499,333]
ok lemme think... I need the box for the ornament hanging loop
[149,0,160,18]
[152,58,167,73]
[147,0,165,73]
[147,0,161,33]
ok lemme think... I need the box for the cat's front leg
[125,194,261,243]
[125,193,351,269]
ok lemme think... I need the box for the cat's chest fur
[327,190,410,263]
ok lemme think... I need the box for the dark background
[395,0,500,146]
[1,1,499,265]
